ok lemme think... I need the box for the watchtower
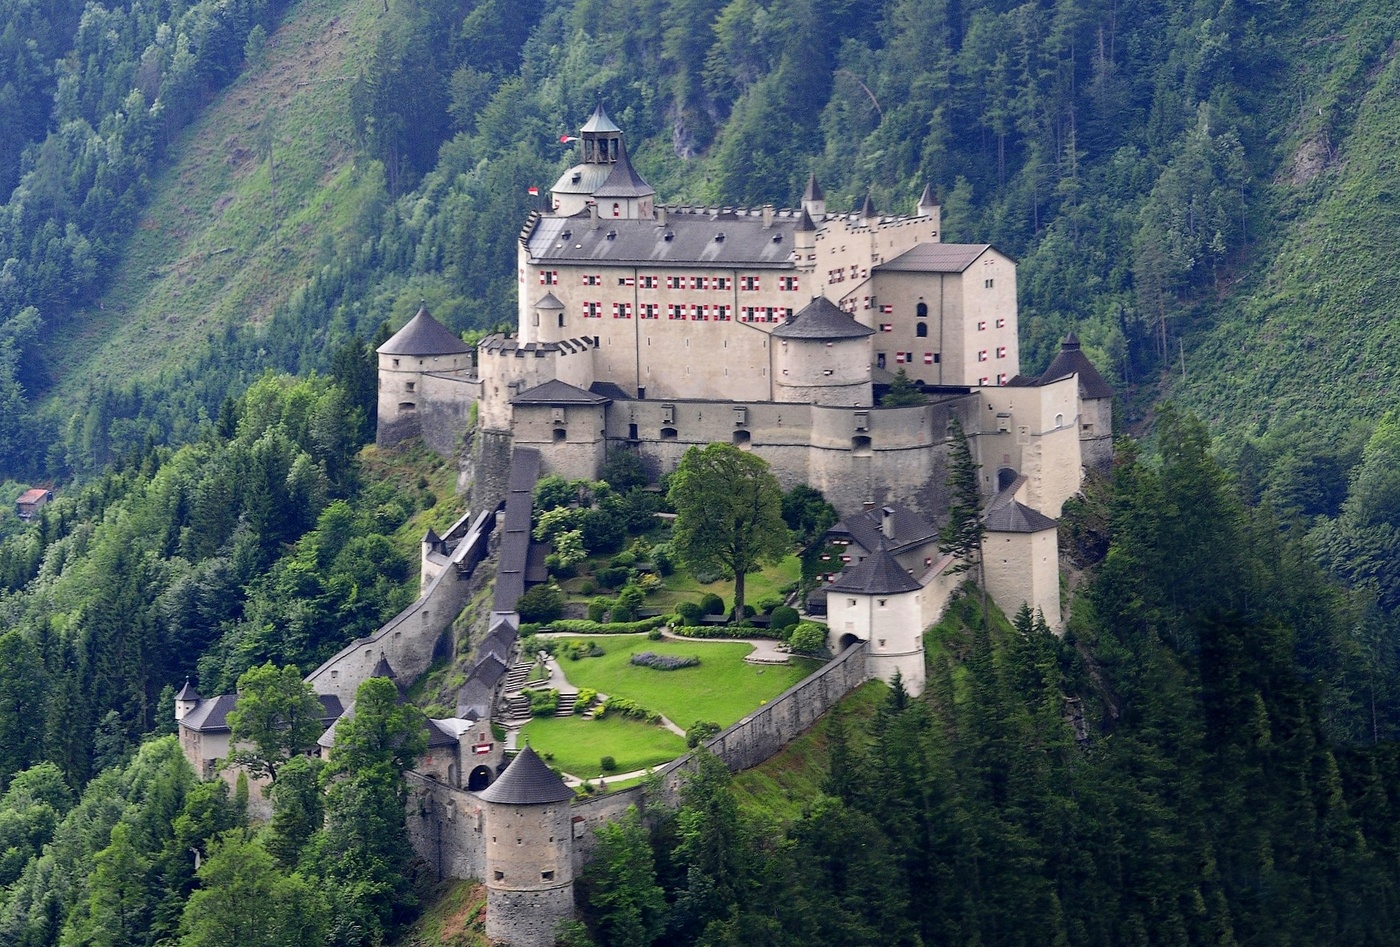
[477,745,576,947]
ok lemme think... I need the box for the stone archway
[839,633,864,653]
[997,466,1019,491]
[468,765,493,791]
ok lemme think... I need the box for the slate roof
[919,183,938,208]
[472,653,508,690]
[803,173,824,203]
[827,541,923,595]
[181,694,238,733]
[532,292,565,311]
[1038,332,1115,400]
[476,745,574,804]
[589,381,634,401]
[511,379,612,405]
[455,679,494,720]
[875,243,995,273]
[424,717,458,749]
[176,680,201,701]
[771,297,875,340]
[525,210,802,268]
[983,498,1058,534]
[829,502,937,555]
[593,138,655,199]
[377,305,471,356]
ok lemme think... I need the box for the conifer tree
[939,418,983,573]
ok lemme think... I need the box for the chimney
[862,500,876,512]
[881,506,896,540]
[656,205,667,226]
[762,204,774,229]
[589,201,600,226]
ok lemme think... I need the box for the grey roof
[796,207,816,232]
[456,679,493,720]
[589,381,634,401]
[552,162,613,197]
[919,183,938,208]
[425,717,458,749]
[593,138,655,199]
[827,541,922,595]
[875,243,994,273]
[180,694,238,733]
[829,502,937,555]
[533,292,565,310]
[471,653,508,690]
[512,379,612,405]
[983,498,1057,534]
[580,103,621,134]
[1039,333,1114,400]
[377,305,471,356]
[860,193,878,218]
[525,209,801,268]
[317,694,344,724]
[176,680,201,701]
[803,173,824,203]
[771,297,875,340]
[477,745,574,804]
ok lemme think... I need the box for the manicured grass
[551,636,820,730]
[561,552,802,614]
[520,713,686,779]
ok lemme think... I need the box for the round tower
[477,745,576,947]
[823,540,926,695]
[772,297,874,406]
[375,303,473,447]
[174,679,201,723]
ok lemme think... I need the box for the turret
[375,303,473,447]
[917,183,941,241]
[174,680,201,723]
[478,746,576,947]
[801,173,826,219]
[551,105,654,218]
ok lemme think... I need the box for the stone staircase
[554,691,578,717]
[503,661,532,692]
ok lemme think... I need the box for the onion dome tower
[477,745,576,947]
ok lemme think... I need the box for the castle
[176,106,1112,947]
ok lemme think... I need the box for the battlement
[479,335,594,357]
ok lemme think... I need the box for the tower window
[916,302,928,317]
[916,323,928,337]
[542,871,555,881]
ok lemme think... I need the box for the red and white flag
[527,186,539,195]
[560,135,579,143]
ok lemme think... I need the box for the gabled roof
[17,488,50,504]
[827,541,922,595]
[580,103,621,134]
[525,209,802,268]
[1038,332,1114,400]
[876,243,995,273]
[511,379,612,405]
[424,717,458,749]
[476,745,574,804]
[180,694,238,733]
[771,297,875,340]
[471,653,508,690]
[589,381,634,401]
[593,138,655,199]
[455,679,494,720]
[829,502,937,554]
[377,305,471,356]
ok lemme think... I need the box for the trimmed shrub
[611,551,636,568]
[587,596,612,622]
[595,566,630,590]
[788,621,828,656]
[516,583,565,623]
[742,604,756,618]
[529,689,560,716]
[699,593,725,616]
[600,756,617,772]
[630,651,700,670]
[769,605,800,633]
[647,628,664,641]
[611,584,646,622]
[756,595,784,614]
[675,601,704,626]
[575,688,597,712]
[548,616,667,635]
[651,547,674,576]
[579,580,596,595]
[597,696,651,721]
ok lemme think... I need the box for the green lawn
[560,550,802,615]
[550,636,820,730]
[520,714,686,778]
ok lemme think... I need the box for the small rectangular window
[984,278,994,288]
[978,350,988,362]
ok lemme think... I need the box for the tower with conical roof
[375,302,474,448]
[477,745,576,947]
[771,297,875,406]
[550,104,655,218]
[824,538,928,695]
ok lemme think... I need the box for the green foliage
[786,621,827,656]
[768,605,800,633]
[686,721,722,748]
[669,444,790,622]
[938,418,982,572]
[698,592,725,617]
[580,806,667,947]
[178,830,328,947]
[226,662,325,780]
[676,601,704,626]
[516,583,565,624]
[529,689,561,716]
[879,369,925,407]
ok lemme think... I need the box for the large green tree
[226,663,325,781]
[667,443,789,621]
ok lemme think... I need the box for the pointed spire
[580,102,620,134]
[860,192,878,219]
[796,207,816,232]
[802,173,824,203]
[918,183,938,212]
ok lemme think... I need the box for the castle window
[880,323,893,333]
[732,430,751,449]
[997,373,1008,385]
[558,313,565,327]
[779,275,798,291]
[540,270,558,285]
[851,436,872,457]
[613,302,632,319]
[584,301,601,318]
[668,304,685,320]
[985,278,994,288]
[977,321,986,331]
[392,358,400,367]
[640,303,658,319]
[878,599,886,607]
[783,307,793,321]
[924,352,935,364]
[398,402,416,411]
[612,203,620,217]
[641,275,658,289]
[741,275,760,291]
[877,353,886,369]
[691,305,707,321]
[666,275,681,289]
[995,317,1006,328]
[715,276,732,290]
[847,598,856,607]
[660,427,678,440]
[583,274,601,286]
[405,381,415,392]
[553,428,566,442]
[916,302,928,317]
[978,350,988,361]
[740,307,756,322]
[542,871,555,881]
[916,323,928,337]
[494,871,504,881]
[1055,413,1064,428]
[894,352,906,363]
[996,346,1007,358]
[715,304,731,321]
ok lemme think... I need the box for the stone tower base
[486,884,574,947]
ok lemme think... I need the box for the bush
[686,720,722,748]
[742,604,756,618]
[575,688,597,712]
[647,628,664,640]
[756,595,784,614]
[588,596,612,622]
[579,580,596,596]
[675,602,703,626]
[597,696,652,721]
[630,651,700,670]
[699,593,725,616]
[529,689,561,716]
[516,583,565,623]
[544,553,577,580]
[600,755,617,772]
[788,621,828,656]
[769,605,800,633]
[611,551,636,568]
[547,616,667,635]
[611,584,646,622]
[596,566,631,590]
[652,547,674,576]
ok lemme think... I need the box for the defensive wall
[403,640,870,877]
[305,507,495,703]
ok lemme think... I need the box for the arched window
[916,302,928,317]
[916,323,928,337]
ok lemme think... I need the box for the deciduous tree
[226,662,324,780]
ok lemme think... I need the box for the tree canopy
[226,663,325,780]
[667,443,790,621]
